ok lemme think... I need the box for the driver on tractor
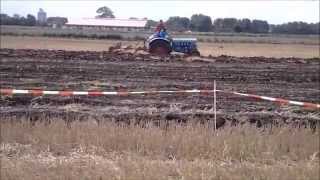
[155,20,165,33]
[154,20,168,38]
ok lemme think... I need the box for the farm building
[65,18,148,31]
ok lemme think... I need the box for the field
[1,26,320,179]
[2,35,319,58]
[1,25,319,45]
[1,121,319,180]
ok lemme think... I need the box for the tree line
[0,13,68,27]
[0,14,37,26]
[147,14,319,35]
[271,22,319,35]
[1,12,319,35]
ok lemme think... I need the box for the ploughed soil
[1,48,319,128]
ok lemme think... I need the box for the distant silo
[37,8,47,24]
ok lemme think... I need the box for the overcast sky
[1,0,319,24]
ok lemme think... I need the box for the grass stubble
[0,118,319,180]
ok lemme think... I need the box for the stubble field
[0,30,319,179]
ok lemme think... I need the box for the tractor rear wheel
[149,40,172,56]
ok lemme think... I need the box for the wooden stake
[214,80,217,131]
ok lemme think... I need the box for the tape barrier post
[214,80,217,131]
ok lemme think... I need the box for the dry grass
[1,35,319,58]
[1,119,319,180]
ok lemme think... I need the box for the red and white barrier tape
[221,90,320,109]
[0,89,216,96]
[1,88,319,109]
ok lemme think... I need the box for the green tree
[212,18,224,32]
[234,25,242,33]
[190,14,212,32]
[310,22,320,34]
[223,18,237,31]
[166,16,190,31]
[213,18,238,32]
[250,20,269,33]
[26,14,36,26]
[236,18,251,32]
[11,14,21,25]
[145,19,157,29]
[96,6,115,18]
[272,21,319,34]
[13,14,20,19]
[0,13,12,25]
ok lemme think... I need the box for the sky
[1,0,319,24]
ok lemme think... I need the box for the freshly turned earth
[1,48,319,127]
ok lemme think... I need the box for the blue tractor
[145,31,200,56]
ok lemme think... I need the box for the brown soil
[1,48,319,128]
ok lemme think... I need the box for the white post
[214,80,217,131]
